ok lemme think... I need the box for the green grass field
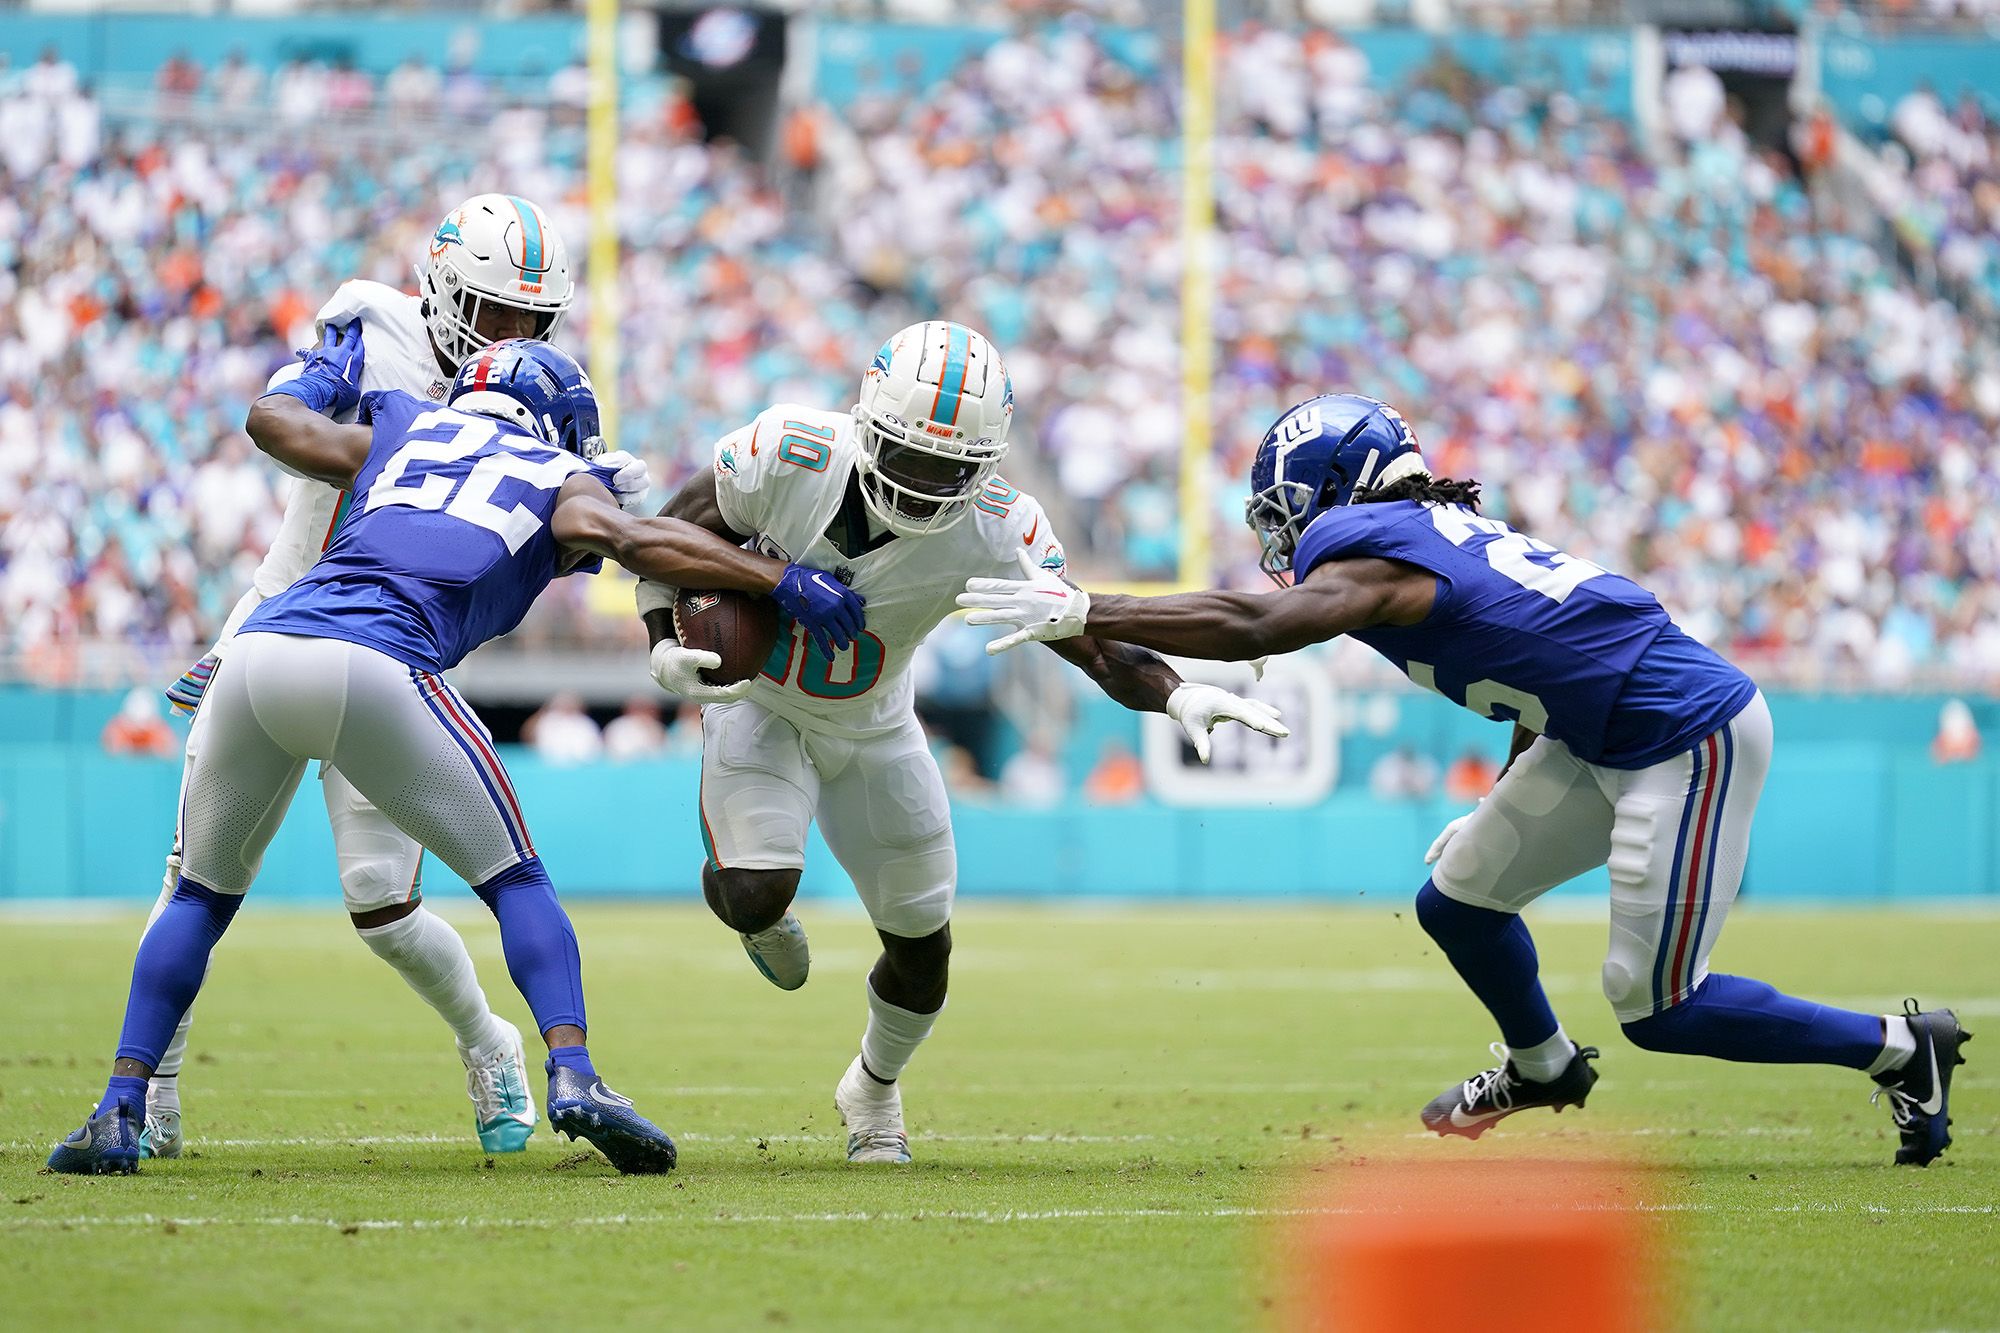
[3,902,1994,1331]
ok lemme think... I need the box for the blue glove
[264,320,365,417]
[772,564,865,658]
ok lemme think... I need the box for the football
[672,587,782,686]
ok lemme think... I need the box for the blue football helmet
[448,339,603,458]
[1244,393,1427,582]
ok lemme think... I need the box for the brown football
[672,588,782,686]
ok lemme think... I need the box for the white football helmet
[852,321,1013,538]
[419,194,574,372]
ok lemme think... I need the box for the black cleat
[1871,1000,1970,1167]
[1420,1043,1601,1140]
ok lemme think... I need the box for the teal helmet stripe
[933,323,970,426]
[505,195,545,282]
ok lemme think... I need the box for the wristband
[635,579,678,618]
[261,372,347,417]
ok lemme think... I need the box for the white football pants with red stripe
[1431,692,1772,1023]
[176,632,536,897]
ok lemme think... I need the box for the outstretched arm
[962,555,1434,660]
[1043,630,1289,760]
[640,468,750,648]
[1045,636,1182,712]
[244,393,372,489]
[553,478,786,596]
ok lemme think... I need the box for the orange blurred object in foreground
[1295,1157,1664,1333]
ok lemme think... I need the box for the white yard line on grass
[5,1201,1996,1233]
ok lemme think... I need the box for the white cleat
[835,1055,911,1164]
[461,1018,537,1154]
[740,911,810,990]
[138,1107,182,1160]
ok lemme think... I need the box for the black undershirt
[825,472,898,561]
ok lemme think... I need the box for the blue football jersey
[1294,501,1755,769]
[242,390,618,672]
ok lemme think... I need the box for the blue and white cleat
[740,910,810,991]
[1872,1000,1971,1167]
[139,1107,182,1160]
[835,1056,912,1164]
[462,1019,536,1154]
[546,1065,677,1174]
[48,1100,143,1176]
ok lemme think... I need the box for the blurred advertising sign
[1141,656,1336,808]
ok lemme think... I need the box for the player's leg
[324,767,533,1152]
[697,699,819,989]
[139,701,216,1158]
[812,719,956,1164]
[322,652,673,1172]
[1417,736,1615,1137]
[1606,694,1967,1164]
[50,640,311,1174]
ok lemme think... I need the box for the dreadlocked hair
[1355,474,1483,510]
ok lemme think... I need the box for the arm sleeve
[249,475,344,600]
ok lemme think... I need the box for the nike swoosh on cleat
[587,1084,636,1110]
[1448,1105,1512,1129]
[1915,1037,1946,1115]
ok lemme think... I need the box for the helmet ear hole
[1317,472,1347,511]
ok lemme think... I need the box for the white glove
[649,638,752,704]
[596,449,652,515]
[1165,682,1290,763]
[957,550,1091,654]
[1424,807,1477,866]
[1247,656,1269,681]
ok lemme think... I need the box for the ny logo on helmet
[1279,405,1321,446]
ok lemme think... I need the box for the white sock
[356,908,503,1054]
[858,979,940,1087]
[1509,1027,1577,1082]
[146,1076,180,1115]
[1867,1015,1917,1078]
[144,876,199,1080]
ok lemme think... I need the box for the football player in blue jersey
[48,328,865,1176]
[960,392,1969,1167]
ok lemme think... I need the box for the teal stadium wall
[4,687,1996,905]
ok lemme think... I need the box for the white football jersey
[218,282,451,645]
[710,403,1068,739]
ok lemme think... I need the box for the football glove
[772,564,864,659]
[164,651,220,717]
[1424,806,1478,866]
[594,450,652,515]
[649,639,753,705]
[263,319,365,417]
[1165,682,1290,763]
[957,550,1091,654]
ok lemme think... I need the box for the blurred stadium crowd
[1,24,1997,690]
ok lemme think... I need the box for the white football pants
[176,633,535,897]
[1432,692,1772,1022]
[698,698,955,938]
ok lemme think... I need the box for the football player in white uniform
[145,195,635,1159]
[635,321,1286,1163]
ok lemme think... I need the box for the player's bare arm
[963,555,1433,660]
[244,319,371,486]
[553,477,784,597]
[1045,635,1182,712]
[245,394,372,489]
[640,469,750,648]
